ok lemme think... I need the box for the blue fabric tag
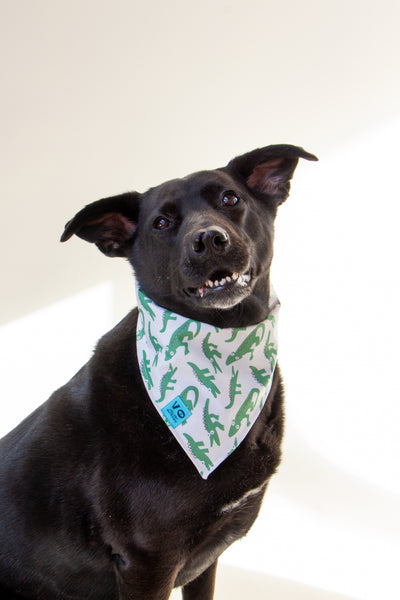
[162,396,192,428]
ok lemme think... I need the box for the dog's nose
[191,227,230,255]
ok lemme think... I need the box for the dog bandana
[136,285,280,479]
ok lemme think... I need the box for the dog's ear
[60,192,140,257]
[227,145,318,205]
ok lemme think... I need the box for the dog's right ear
[226,144,318,205]
[60,192,140,257]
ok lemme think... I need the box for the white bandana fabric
[136,285,280,479]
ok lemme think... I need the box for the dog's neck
[142,274,272,329]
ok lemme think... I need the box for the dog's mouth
[185,268,252,299]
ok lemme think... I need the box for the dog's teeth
[199,287,204,297]
[203,274,240,290]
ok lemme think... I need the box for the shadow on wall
[171,565,358,600]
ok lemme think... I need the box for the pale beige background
[1,1,400,599]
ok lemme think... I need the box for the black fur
[0,145,317,599]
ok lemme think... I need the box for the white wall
[1,1,399,599]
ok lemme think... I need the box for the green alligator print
[226,323,266,365]
[202,332,222,373]
[229,388,260,437]
[165,320,201,360]
[187,362,221,398]
[250,365,271,387]
[225,366,242,409]
[160,309,177,333]
[156,363,177,403]
[136,308,146,341]
[228,437,239,455]
[148,322,163,366]
[138,289,156,321]
[183,433,214,471]
[204,398,224,447]
[140,350,153,390]
[178,385,200,411]
[264,330,277,369]
[225,327,247,343]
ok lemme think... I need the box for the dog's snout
[191,227,230,256]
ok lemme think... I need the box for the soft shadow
[171,564,358,599]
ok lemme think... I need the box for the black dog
[0,145,317,599]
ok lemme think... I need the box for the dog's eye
[153,216,171,230]
[222,191,240,206]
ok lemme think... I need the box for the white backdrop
[1,1,400,599]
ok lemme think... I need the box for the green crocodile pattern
[135,284,280,479]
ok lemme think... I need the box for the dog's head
[61,145,317,326]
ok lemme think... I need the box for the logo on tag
[161,396,192,428]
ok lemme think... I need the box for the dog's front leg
[181,561,218,600]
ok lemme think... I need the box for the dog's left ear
[60,192,140,257]
[227,144,318,205]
